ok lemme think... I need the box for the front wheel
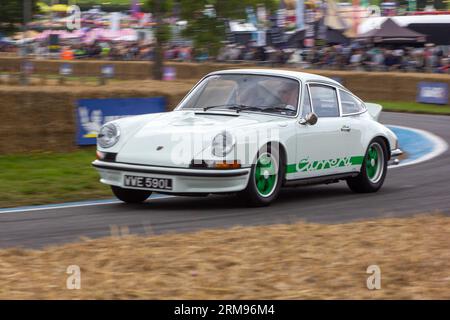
[111,186,152,203]
[346,138,388,193]
[238,145,284,207]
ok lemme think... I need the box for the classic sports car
[93,69,402,206]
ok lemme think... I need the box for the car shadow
[121,182,356,212]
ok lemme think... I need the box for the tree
[144,0,277,77]
[182,11,225,58]
[0,0,39,36]
[145,0,173,80]
[179,0,278,57]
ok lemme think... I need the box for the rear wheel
[346,138,388,193]
[239,145,284,207]
[111,186,152,203]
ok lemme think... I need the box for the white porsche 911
[93,69,402,206]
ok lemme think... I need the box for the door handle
[341,125,351,132]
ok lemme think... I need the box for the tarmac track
[1,112,449,248]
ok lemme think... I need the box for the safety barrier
[1,57,449,103]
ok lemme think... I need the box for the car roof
[208,69,343,87]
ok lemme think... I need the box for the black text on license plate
[124,175,172,190]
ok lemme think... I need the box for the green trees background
[0,0,39,35]
[177,0,277,56]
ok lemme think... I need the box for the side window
[309,84,340,118]
[301,86,312,117]
[339,90,365,115]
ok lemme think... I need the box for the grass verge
[0,215,449,299]
[374,101,450,115]
[0,148,111,208]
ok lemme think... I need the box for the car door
[338,89,368,167]
[288,83,358,180]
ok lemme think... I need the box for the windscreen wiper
[260,106,296,114]
[202,104,262,112]
[202,104,294,114]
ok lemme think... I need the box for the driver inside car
[278,82,298,111]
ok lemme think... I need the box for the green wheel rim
[366,143,384,183]
[255,153,278,197]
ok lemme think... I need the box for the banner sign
[101,64,115,78]
[305,9,315,38]
[163,67,176,81]
[257,5,267,25]
[417,82,449,105]
[296,0,305,30]
[276,9,286,28]
[76,97,166,145]
[110,12,121,31]
[60,63,73,76]
[318,2,328,40]
[21,61,34,75]
[256,30,266,47]
[407,0,416,12]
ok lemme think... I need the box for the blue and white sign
[417,82,448,105]
[22,61,34,74]
[163,67,176,81]
[296,0,305,30]
[60,63,73,76]
[76,97,166,145]
[101,64,115,78]
[256,30,266,47]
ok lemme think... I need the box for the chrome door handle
[341,125,351,132]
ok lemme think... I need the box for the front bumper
[389,148,403,165]
[92,160,251,194]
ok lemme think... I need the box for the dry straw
[0,215,449,299]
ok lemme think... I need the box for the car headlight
[212,132,235,157]
[97,123,120,148]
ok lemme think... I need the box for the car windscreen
[178,74,300,116]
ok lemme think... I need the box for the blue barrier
[416,82,449,105]
[76,97,166,145]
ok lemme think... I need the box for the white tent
[358,15,450,35]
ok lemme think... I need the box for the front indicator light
[96,150,105,160]
[214,160,241,169]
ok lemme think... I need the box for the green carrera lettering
[286,156,364,174]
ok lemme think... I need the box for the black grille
[103,152,117,162]
[189,160,208,168]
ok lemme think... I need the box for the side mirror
[299,112,318,126]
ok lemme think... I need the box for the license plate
[123,175,172,190]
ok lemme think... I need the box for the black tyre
[239,144,284,207]
[346,138,388,193]
[111,186,152,203]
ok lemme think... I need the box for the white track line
[387,125,448,169]
[0,195,173,214]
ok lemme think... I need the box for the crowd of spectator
[300,45,450,73]
[0,42,17,54]
[2,38,449,73]
[18,41,157,60]
[216,42,450,73]
[12,40,195,62]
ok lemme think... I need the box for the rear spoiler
[365,103,382,121]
